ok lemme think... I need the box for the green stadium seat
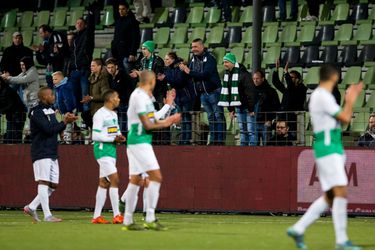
[297,4,308,21]
[363,67,375,87]
[217,64,225,79]
[339,89,346,106]
[205,7,221,25]
[92,48,102,58]
[351,111,369,132]
[230,47,244,64]
[97,6,115,29]
[34,10,50,28]
[186,6,204,25]
[22,29,34,47]
[170,25,188,47]
[52,7,68,28]
[353,23,372,42]
[279,23,297,43]
[239,6,253,24]
[18,11,34,28]
[334,23,353,42]
[157,47,170,59]
[212,47,226,65]
[230,26,252,48]
[262,46,281,67]
[154,27,170,48]
[342,66,362,86]
[319,4,330,21]
[176,47,190,62]
[67,7,85,27]
[262,23,278,44]
[206,25,224,46]
[353,91,366,109]
[1,30,15,49]
[244,49,253,69]
[187,26,206,44]
[330,3,349,22]
[298,22,315,43]
[67,0,82,7]
[304,67,320,86]
[365,91,375,108]
[152,7,169,26]
[231,6,240,22]
[1,9,17,29]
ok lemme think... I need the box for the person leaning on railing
[268,120,296,146]
[357,113,375,147]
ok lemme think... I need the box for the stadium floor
[0,211,374,250]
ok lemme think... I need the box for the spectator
[81,59,110,129]
[179,38,226,145]
[218,53,257,146]
[105,58,134,135]
[278,0,298,21]
[253,70,280,145]
[268,120,295,146]
[0,77,27,144]
[304,0,320,21]
[133,0,152,23]
[33,25,69,88]
[111,0,140,73]
[52,71,77,143]
[130,40,165,107]
[157,52,194,145]
[68,10,95,114]
[357,114,375,147]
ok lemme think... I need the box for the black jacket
[225,64,257,113]
[188,50,221,94]
[255,80,280,122]
[36,31,69,71]
[357,131,375,147]
[111,11,140,60]
[272,71,307,111]
[268,133,296,146]
[29,102,66,162]
[0,82,27,119]
[108,69,134,105]
[0,43,33,76]
[69,13,95,71]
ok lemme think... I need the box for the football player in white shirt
[287,65,363,250]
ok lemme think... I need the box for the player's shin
[38,184,52,219]
[145,181,161,223]
[28,187,55,210]
[124,183,140,225]
[332,197,349,244]
[143,187,148,214]
[93,186,107,219]
[109,187,120,217]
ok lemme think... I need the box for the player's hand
[114,135,126,143]
[63,113,78,124]
[167,113,181,126]
[164,89,176,105]
[345,81,364,105]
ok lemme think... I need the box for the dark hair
[77,17,86,23]
[118,0,130,8]
[276,120,289,127]
[166,51,177,60]
[20,56,34,71]
[92,58,103,66]
[192,38,204,44]
[39,24,53,33]
[319,64,339,82]
[289,70,302,81]
[38,86,52,100]
[103,89,118,102]
[105,57,118,66]
[253,69,265,78]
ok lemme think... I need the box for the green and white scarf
[142,55,154,70]
[218,62,242,107]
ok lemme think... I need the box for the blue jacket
[188,50,221,94]
[54,77,76,114]
[30,102,66,162]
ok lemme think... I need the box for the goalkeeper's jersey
[92,106,121,159]
[127,87,156,145]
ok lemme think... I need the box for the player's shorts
[97,157,117,178]
[316,153,348,192]
[33,158,59,184]
[127,144,160,176]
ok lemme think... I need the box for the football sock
[145,181,161,223]
[93,186,107,219]
[293,196,328,234]
[143,187,148,213]
[124,183,140,226]
[109,187,120,217]
[332,197,349,244]
[28,188,55,210]
[38,184,52,219]
[120,189,127,203]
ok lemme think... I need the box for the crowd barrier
[0,145,374,215]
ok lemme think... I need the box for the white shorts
[127,144,160,176]
[316,154,348,192]
[33,159,59,184]
[97,157,117,178]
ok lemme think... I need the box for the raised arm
[336,82,363,124]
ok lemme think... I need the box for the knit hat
[223,53,237,64]
[142,40,155,53]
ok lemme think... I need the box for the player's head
[105,58,119,76]
[369,114,375,133]
[319,64,339,88]
[139,70,156,91]
[52,71,64,85]
[103,89,120,109]
[252,70,265,86]
[289,70,302,86]
[118,1,129,17]
[276,121,289,136]
[38,87,55,105]
[191,38,205,56]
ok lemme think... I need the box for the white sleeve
[155,104,171,120]
[92,113,115,142]
[323,93,341,117]
[134,95,148,116]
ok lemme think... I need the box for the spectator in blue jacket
[179,38,226,145]
[52,71,77,143]
[157,51,194,145]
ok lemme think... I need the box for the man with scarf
[218,53,257,146]
[357,114,375,147]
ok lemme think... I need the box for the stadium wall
[1,145,374,215]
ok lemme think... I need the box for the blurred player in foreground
[121,70,180,231]
[287,65,363,250]
[24,87,77,222]
[91,89,126,224]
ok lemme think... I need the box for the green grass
[0,211,374,250]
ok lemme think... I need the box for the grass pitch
[0,211,374,250]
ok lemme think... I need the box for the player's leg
[122,174,143,230]
[92,177,110,224]
[142,176,149,219]
[107,172,123,223]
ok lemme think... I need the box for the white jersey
[308,87,344,158]
[92,106,121,159]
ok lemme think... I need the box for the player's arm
[154,89,176,120]
[139,113,181,131]
[335,82,363,124]
[30,109,67,135]
[92,114,115,142]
